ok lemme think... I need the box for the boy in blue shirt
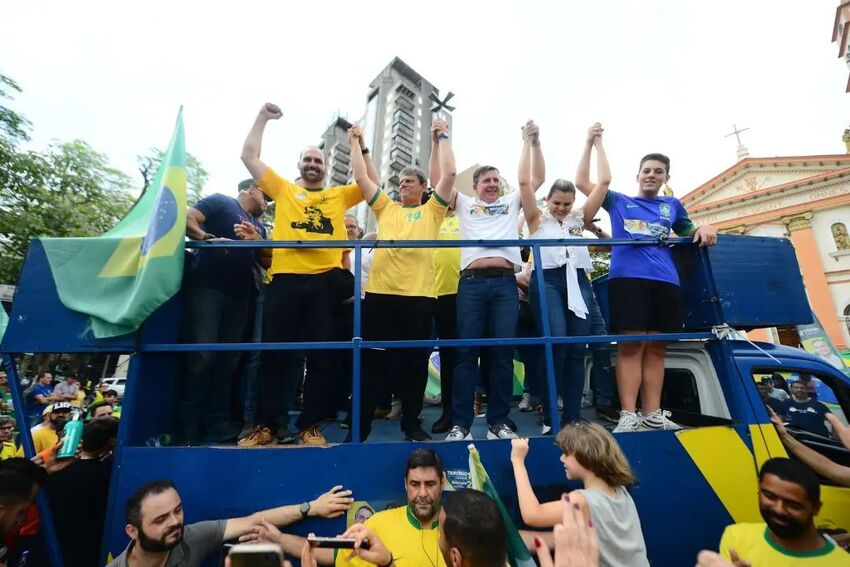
[581,124,717,432]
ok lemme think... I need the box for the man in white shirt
[445,122,542,441]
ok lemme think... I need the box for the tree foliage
[137,147,208,206]
[0,73,135,285]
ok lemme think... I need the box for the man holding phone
[242,449,447,566]
[107,481,353,566]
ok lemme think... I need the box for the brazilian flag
[42,110,187,338]
[469,444,537,567]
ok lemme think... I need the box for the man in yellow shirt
[31,401,72,453]
[0,416,23,459]
[719,457,850,565]
[239,103,378,447]
[347,120,456,442]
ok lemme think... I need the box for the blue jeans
[579,270,616,408]
[453,275,519,430]
[528,267,589,425]
[517,300,544,399]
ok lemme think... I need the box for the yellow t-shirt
[31,426,59,454]
[334,506,446,567]
[257,167,363,276]
[720,523,850,566]
[0,440,23,459]
[364,192,448,298]
[433,215,460,297]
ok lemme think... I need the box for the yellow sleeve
[427,194,449,223]
[718,525,736,561]
[342,183,365,209]
[16,444,23,457]
[369,191,391,216]
[256,167,291,202]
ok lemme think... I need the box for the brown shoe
[299,426,327,446]
[237,426,277,447]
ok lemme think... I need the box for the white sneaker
[445,426,472,442]
[518,392,537,412]
[487,423,518,440]
[641,409,683,431]
[386,399,402,421]
[612,411,642,433]
[541,424,552,435]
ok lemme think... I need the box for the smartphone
[307,535,370,550]
[228,543,284,567]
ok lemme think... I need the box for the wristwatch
[201,233,216,240]
[299,501,311,518]
[361,147,370,155]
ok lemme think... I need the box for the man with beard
[246,449,448,566]
[107,480,354,566]
[0,458,47,566]
[719,458,849,565]
[239,102,378,447]
[781,379,832,438]
[31,401,72,453]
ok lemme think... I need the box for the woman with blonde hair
[510,422,649,567]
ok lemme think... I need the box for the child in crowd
[510,423,650,567]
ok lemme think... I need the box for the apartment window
[392,121,414,139]
[390,147,413,165]
[392,133,413,152]
[393,108,414,128]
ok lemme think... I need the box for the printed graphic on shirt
[568,225,583,237]
[659,202,672,220]
[469,202,510,216]
[291,205,333,235]
[623,219,671,238]
[406,210,423,222]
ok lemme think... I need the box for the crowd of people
[176,103,721,448]
[3,419,849,565]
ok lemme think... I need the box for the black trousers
[434,294,457,416]
[358,293,436,438]
[256,271,340,432]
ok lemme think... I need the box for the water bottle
[57,413,84,459]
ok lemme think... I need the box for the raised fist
[260,103,283,120]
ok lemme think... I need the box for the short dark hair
[399,167,427,185]
[81,417,119,453]
[104,390,118,398]
[0,458,47,505]
[86,400,113,420]
[442,489,506,566]
[405,448,443,478]
[639,153,671,174]
[548,179,576,198]
[472,166,499,187]
[237,178,256,192]
[125,480,177,527]
[759,458,820,504]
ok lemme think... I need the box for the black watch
[361,147,370,155]
[201,233,216,241]
[299,501,311,518]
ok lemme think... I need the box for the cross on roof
[725,124,750,146]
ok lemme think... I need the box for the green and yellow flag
[468,444,536,567]
[42,110,187,338]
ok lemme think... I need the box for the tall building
[318,116,354,188]
[363,57,451,203]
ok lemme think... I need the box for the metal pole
[351,246,362,444]
[2,354,65,567]
[530,245,561,433]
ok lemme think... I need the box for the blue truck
[2,234,849,566]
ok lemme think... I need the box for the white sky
[2,0,848,206]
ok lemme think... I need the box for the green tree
[0,73,134,285]
[137,147,208,206]
[590,250,610,279]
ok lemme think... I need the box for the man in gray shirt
[108,479,353,566]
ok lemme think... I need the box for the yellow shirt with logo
[433,215,460,297]
[720,523,850,566]
[257,167,363,276]
[31,426,58,454]
[364,192,448,298]
[334,506,446,567]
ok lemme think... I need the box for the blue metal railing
[180,236,709,442]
